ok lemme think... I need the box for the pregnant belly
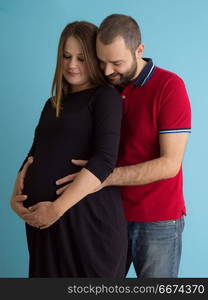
[23,158,81,208]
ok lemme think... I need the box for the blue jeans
[126,217,185,278]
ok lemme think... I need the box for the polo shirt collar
[134,58,156,87]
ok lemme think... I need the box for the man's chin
[108,77,122,85]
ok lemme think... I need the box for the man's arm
[106,132,189,186]
[56,132,189,194]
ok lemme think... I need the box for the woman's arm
[26,86,123,229]
[54,168,100,213]
[11,100,49,221]
[10,172,30,220]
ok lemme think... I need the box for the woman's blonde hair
[51,21,106,117]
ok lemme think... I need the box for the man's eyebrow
[98,58,123,63]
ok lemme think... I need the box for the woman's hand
[25,201,63,229]
[10,194,31,221]
[19,156,34,193]
[10,156,34,221]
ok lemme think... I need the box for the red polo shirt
[117,58,191,222]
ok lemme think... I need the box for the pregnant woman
[10,21,128,277]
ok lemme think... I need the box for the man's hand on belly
[55,159,106,195]
[24,201,63,229]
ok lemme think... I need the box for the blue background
[0,0,207,277]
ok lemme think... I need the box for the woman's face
[63,36,91,92]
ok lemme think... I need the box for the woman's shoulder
[95,84,119,94]
[90,85,122,114]
[43,97,55,109]
[38,97,54,116]
[93,85,121,102]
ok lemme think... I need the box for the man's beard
[106,57,138,86]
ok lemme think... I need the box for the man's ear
[135,43,144,59]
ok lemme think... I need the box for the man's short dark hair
[98,14,141,53]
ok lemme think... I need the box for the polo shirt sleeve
[84,86,122,183]
[158,75,191,134]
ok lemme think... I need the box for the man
[15,14,191,277]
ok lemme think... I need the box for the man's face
[96,36,138,85]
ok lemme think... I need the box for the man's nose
[104,64,114,76]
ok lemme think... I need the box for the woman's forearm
[53,168,101,215]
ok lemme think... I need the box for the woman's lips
[68,72,80,76]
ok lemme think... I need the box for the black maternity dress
[19,85,128,277]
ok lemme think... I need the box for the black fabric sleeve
[18,99,50,172]
[84,86,122,183]
[18,127,37,172]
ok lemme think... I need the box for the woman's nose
[67,57,78,68]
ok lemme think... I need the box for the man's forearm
[106,157,180,186]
